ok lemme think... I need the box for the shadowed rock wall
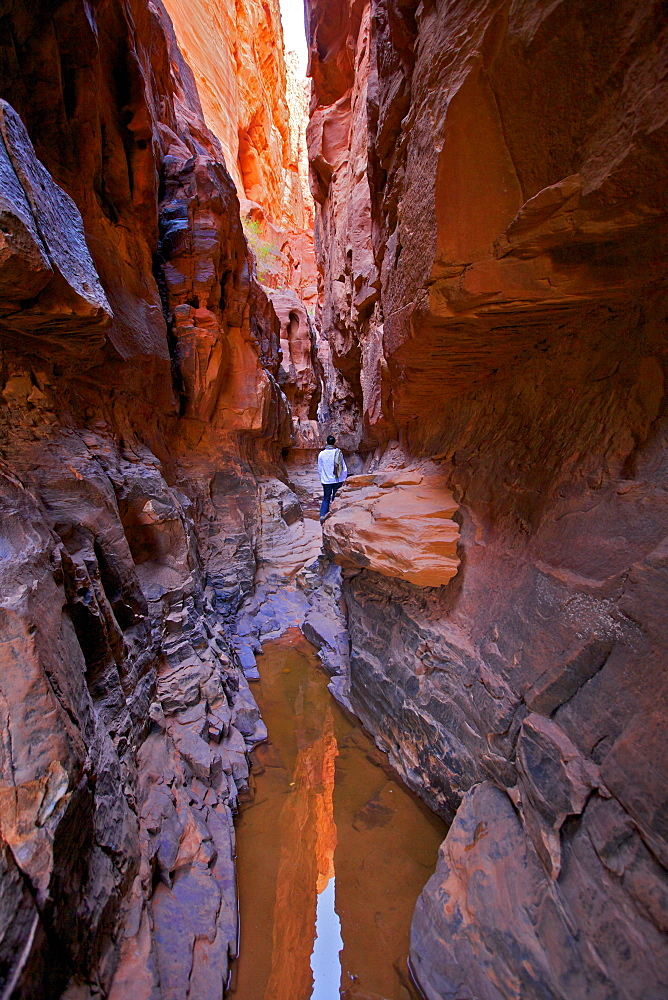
[307,1,668,997]
[0,1,307,996]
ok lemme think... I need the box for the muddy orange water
[229,630,446,1000]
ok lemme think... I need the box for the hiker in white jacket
[318,435,347,523]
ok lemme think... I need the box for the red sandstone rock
[0,0,309,996]
[0,100,111,341]
[323,465,460,587]
[162,0,318,308]
[412,780,668,1000]
[162,0,300,227]
[306,0,383,447]
[267,287,321,426]
[306,0,668,996]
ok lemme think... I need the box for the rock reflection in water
[230,630,445,1000]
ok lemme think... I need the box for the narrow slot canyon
[0,2,666,1000]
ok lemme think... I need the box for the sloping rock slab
[411,781,667,1000]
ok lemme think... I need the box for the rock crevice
[1,0,667,997]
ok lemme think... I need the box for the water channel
[229,630,446,1000]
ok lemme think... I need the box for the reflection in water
[230,630,445,1000]
[310,877,343,998]
[264,695,339,999]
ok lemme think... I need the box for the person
[318,434,347,523]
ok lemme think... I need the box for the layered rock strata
[324,464,460,587]
[266,286,324,445]
[308,0,668,996]
[0,0,315,996]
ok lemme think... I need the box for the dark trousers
[320,481,342,520]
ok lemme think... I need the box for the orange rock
[307,2,668,997]
[162,0,311,233]
[323,466,460,587]
[161,0,318,309]
[267,287,320,424]
[0,0,312,996]
[305,0,385,446]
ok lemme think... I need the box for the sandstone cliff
[2,0,667,996]
[307,1,668,996]
[162,0,318,314]
[0,1,310,996]
[162,0,290,223]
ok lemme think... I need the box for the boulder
[323,466,460,587]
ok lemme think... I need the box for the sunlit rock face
[162,0,294,225]
[323,464,460,587]
[162,0,318,311]
[307,0,668,996]
[0,0,306,996]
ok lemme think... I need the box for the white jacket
[318,446,348,484]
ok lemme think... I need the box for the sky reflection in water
[310,876,343,999]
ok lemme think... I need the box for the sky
[279,0,308,77]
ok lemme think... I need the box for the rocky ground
[0,0,323,996]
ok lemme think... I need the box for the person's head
[326,435,336,446]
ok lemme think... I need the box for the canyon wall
[307,1,668,997]
[162,0,321,440]
[161,0,290,222]
[162,0,317,288]
[0,1,317,996]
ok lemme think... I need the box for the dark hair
[326,434,336,445]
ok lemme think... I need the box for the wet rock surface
[232,468,350,686]
[229,630,445,1000]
